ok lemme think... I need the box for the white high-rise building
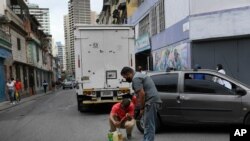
[56,42,66,71]
[26,3,51,35]
[68,0,91,75]
[51,38,57,57]
[64,15,71,73]
[91,11,98,25]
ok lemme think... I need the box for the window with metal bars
[150,6,157,36]
[139,14,150,37]
[150,0,165,36]
[159,0,165,32]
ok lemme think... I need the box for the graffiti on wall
[153,43,190,71]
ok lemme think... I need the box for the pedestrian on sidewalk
[6,78,15,105]
[15,79,22,102]
[42,80,48,93]
[121,67,162,141]
[109,98,135,140]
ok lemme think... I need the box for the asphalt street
[0,89,229,141]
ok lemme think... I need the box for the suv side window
[151,73,178,93]
[184,73,235,95]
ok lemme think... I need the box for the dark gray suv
[136,69,250,133]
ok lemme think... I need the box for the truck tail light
[118,87,130,94]
[83,89,94,96]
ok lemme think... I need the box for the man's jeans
[143,103,161,141]
[8,89,14,102]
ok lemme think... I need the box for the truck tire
[78,102,89,112]
[136,114,161,134]
[77,95,90,112]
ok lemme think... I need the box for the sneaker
[127,134,132,140]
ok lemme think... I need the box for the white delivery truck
[74,25,135,112]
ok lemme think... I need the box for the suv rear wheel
[136,114,161,134]
[244,113,250,125]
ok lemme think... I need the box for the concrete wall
[190,0,250,15]
[190,7,250,40]
[165,0,189,28]
[10,29,27,63]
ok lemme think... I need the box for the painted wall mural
[153,43,190,71]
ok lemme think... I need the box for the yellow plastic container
[113,131,119,141]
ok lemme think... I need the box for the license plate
[101,91,113,97]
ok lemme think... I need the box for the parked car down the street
[62,80,74,89]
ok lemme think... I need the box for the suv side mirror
[236,87,246,96]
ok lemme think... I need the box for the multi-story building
[64,15,71,73]
[26,3,51,35]
[68,0,91,76]
[0,13,12,102]
[0,0,54,100]
[2,0,31,97]
[98,0,138,24]
[129,0,250,85]
[90,11,98,24]
[56,42,65,71]
[51,38,57,57]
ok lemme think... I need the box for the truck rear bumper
[81,96,123,104]
[82,100,122,104]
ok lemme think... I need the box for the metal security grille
[192,38,250,86]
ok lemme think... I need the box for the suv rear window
[151,73,178,93]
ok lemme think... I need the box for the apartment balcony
[5,7,25,31]
[0,27,11,49]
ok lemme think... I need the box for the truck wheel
[77,98,90,112]
[78,103,90,112]
[136,114,161,134]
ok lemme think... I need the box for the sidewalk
[0,90,55,112]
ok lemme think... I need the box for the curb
[0,90,58,112]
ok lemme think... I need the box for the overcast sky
[29,0,103,44]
